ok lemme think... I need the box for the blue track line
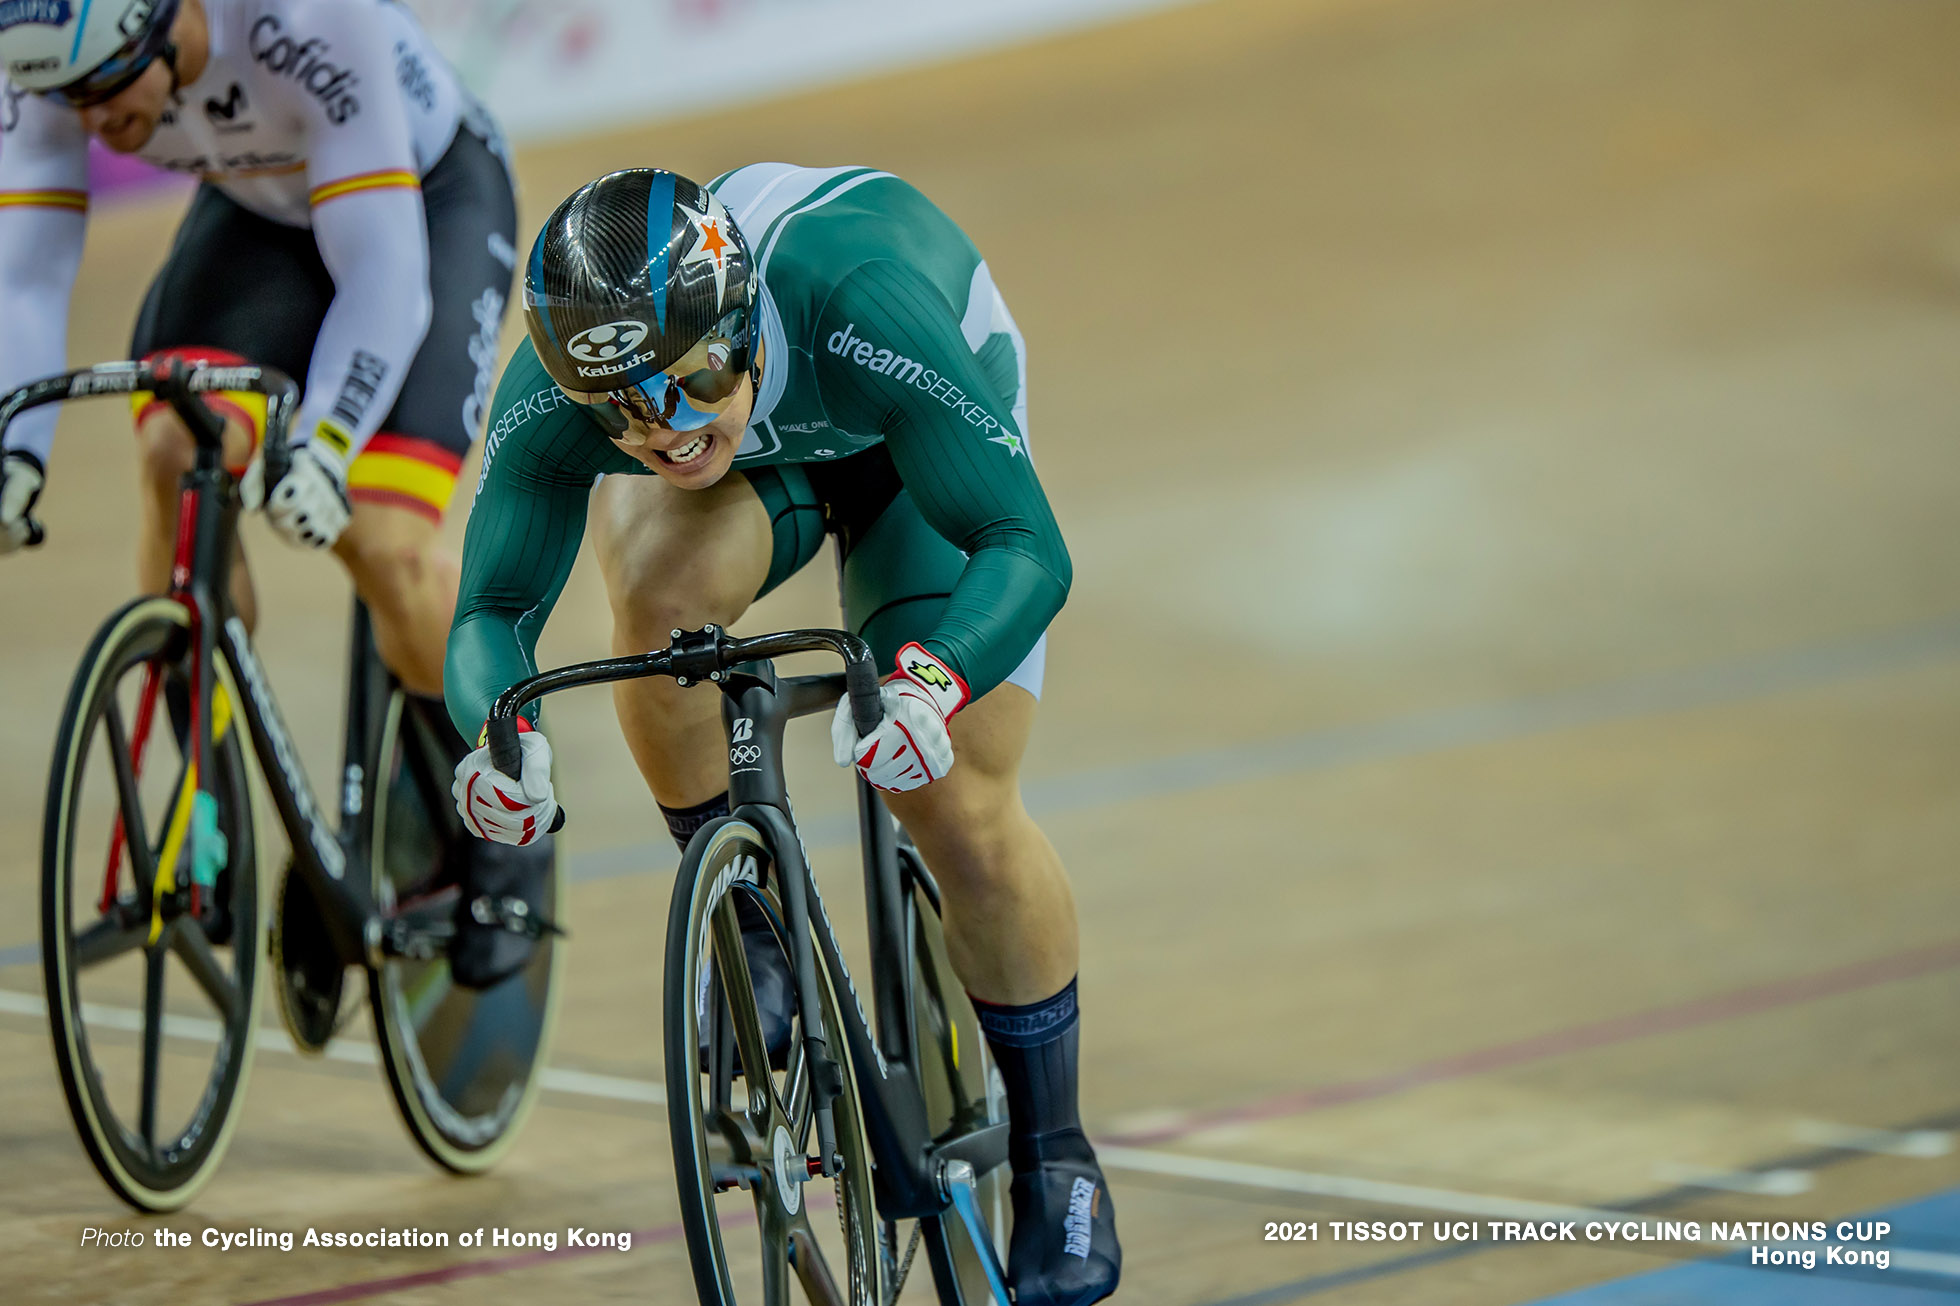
[563,611,1960,883]
[1191,1188,1960,1306]
[1524,1188,1960,1304]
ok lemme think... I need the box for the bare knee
[896,774,1034,894]
[595,472,769,648]
[135,414,196,496]
[611,536,756,643]
[338,528,435,623]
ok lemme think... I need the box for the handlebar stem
[667,623,733,688]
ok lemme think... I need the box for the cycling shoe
[450,834,558,989]
[699,893,795,1076]
[1006,1130,1122,1306]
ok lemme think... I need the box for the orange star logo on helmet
[679,195,738,307]
[697,219,729,267]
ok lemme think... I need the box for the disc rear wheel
[368,690,561,1171]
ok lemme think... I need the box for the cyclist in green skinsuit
[446,166,1119,1303]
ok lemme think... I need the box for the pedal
[381,908,452,962]
[467,893,563,940]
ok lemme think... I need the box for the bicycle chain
[889,1220,923,1300]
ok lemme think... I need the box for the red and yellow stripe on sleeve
[308,169,420,207]
[347,433,463,522]
[0,189,87,212]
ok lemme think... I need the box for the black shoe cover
[450,835,556,989]
[1007,1131,1122,1306]
[699,894,796,1076]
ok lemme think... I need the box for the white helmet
[0,0,179,105]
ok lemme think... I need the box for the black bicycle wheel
[899,847,1012,1301]
[368,689,560,1172]
[665,819,884,1306]
[41,596,260,1212]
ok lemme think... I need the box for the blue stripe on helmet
[645,171,676,333]
[527,227,559,349]
[68,0,94,63]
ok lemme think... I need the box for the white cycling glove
[831,643,969,793]
[0,451,45,554]
[453,719,559,846]
[242,442,351,550]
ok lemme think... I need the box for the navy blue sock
[971,978,1092,1173]
[660,792,731,853]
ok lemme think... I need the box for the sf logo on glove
[830,643,971,793]
[904,656,955,692]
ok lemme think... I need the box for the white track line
[9,983,1960,1279]
[1794,1120,1953,1158]
[0,987,664,1105]
[1097,1146,1619,1224]
[1096,1147,1960,1279]
[1652,1164,1813,1196]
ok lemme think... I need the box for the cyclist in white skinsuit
[0,0,543,991]
[0,0,506,695]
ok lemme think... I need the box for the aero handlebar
[482,625,883,787]
[0,358,300,548]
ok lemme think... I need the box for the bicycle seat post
[151,359,231,473]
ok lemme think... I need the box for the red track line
[237,940,1960,1302]
[1105,937,1960,1147]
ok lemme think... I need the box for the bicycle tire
[41,595,260,1212]
[665,818,884,1305]
[367,688,562,1173]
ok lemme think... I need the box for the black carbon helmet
[523,169,756,394]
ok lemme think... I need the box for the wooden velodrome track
[5,0,1960,1301]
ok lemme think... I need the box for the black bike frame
[1,360,386,967]
[486,624,1010,1224]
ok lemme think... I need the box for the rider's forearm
[445,454,593,737]
[926,542,1071,700]
[882,413,1073,697]
[296,185,433,462]
[445,610,546,738]
[0,204,85,464]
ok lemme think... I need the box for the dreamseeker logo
[825,322,1019,453]
[250,15,359,124]
[476,383,572,497]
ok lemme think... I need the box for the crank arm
[940,1159,1012,1304]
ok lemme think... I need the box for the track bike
[12,358,562,1211]
[486,622,1013,1303]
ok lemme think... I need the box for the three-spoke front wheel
[41,596,260,1211]
[666,820,884,1306]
